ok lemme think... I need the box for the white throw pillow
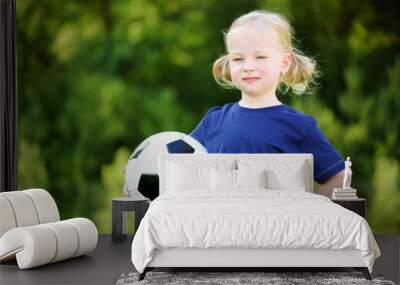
[166,159,236,192]
[236,169,268,189]
[211,168,268,191]
[237,159,309,191]
[211,168,236,190]
[266,166,307,191]
[167,162,211,191]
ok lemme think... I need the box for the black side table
[112,197,150,242]
[332,198,366,218]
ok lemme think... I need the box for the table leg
[112,201,125,242]
[122,210,127,235]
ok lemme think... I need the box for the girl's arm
[315,169,345,198]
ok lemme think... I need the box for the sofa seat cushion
[0,218,98,269]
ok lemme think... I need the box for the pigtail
[212,55,235,89]
[280,49,319,95]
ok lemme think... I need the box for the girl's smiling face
[227,26,291,97]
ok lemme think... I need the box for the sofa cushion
[0,189,60,238]
[0,196,17,237]
[0,218,97,269]
[24,189,60,224]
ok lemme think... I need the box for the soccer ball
[123,131,207,199]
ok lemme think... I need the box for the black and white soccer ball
[123,131,207,199]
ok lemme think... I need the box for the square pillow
[211,168,236,190]
[210,168,268,191]
[266,166,307,191]
[236,169,268,189]
[165,159,236,192]
[167,162,211,191]
[238,159,309,191]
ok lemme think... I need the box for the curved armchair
[0,189,98,269]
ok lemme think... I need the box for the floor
[0,235,135,285]
[0,234,399,285]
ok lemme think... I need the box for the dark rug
[116,271,396,285]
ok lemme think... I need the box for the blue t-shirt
[189,102,344,184]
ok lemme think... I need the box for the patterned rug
[116,271,396,285]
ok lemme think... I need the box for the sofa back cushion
[0,189,60,238]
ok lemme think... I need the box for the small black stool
[112,197,149,242]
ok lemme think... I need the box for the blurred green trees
[16,0,399,233]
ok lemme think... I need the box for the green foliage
[18,140,49,189]
[370,156,400,233]
[17,0,399,233]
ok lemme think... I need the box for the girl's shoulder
[280,105,316,124]
[202,102,236,119]
[279,105,318,136]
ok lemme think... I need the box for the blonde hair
[212,10,319,95]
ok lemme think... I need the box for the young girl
[189,10,345,196]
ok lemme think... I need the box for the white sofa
[131,153,380,281]
[0,189,98,269]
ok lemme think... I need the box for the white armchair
[0,189,98,269]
